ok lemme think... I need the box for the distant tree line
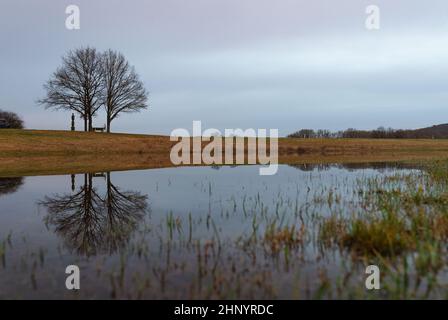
[289,129,333,138]
[0,110,24,129]
[38,47,148,132]
[288,126,448,139]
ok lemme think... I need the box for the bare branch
[38,47,104,131]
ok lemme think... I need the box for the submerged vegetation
[320,161,448,256]
[316,160,448,298]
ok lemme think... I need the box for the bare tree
[38,47,104,131]
[0,110,24,129]
[101,50,148,132]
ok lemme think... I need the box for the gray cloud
[1,0,448,136]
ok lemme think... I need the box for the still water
[0,163,417,299]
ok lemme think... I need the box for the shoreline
[1,129,448,176]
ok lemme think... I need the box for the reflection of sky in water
[0,164,416,253]
[0,164,417,298]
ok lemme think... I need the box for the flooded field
[1,161,448,299]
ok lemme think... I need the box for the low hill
[413,124,448,138]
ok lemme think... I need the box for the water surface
[0,163,418,299]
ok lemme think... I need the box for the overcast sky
[1,0,448,136]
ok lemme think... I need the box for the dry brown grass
[0,129,173,156]
[1,129,448,176]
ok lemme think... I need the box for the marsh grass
[320,162,448,257]
[314,161,448,298]
[263,223,305,254]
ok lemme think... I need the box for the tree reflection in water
[0,177,24,197]
[39,172,149,256]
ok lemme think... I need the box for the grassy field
[1,129,448,176]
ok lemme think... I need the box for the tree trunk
[107,115,111,133]
[84,116,87,132]
[83,173,88,211]
[106,172,112,219]
[88,115,93,132]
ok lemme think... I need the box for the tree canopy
[0,110,24,129]
[39,47,148,132]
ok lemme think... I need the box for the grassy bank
[1,129,448,176]
[0,129,173,156]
